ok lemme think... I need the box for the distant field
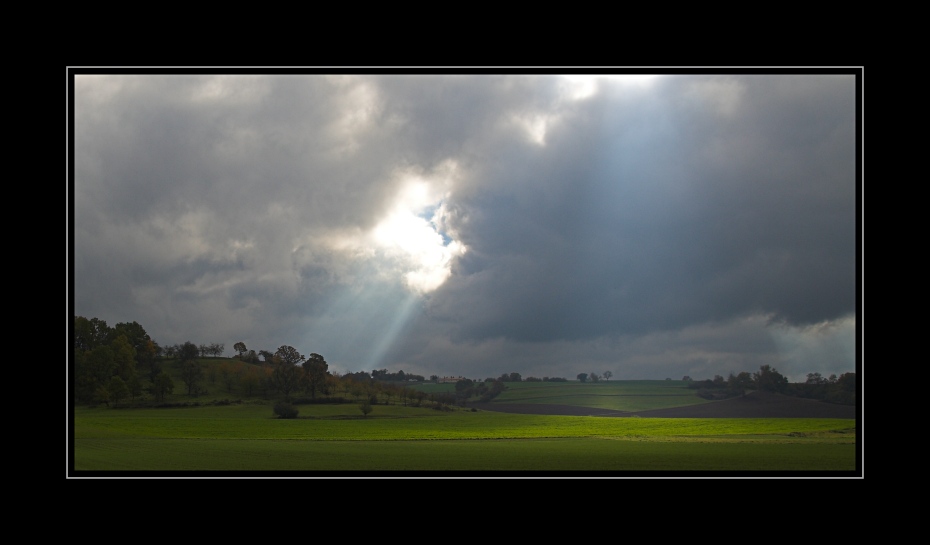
[487,380,711,412]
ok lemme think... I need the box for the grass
[71,401,857,474]
[487,380,715,411]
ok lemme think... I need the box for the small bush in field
[273,402,299,419]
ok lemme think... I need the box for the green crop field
[482,380,718,411]
[70,395,858,475]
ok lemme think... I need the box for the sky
[70,69,860,383]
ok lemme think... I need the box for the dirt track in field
[470,390,857,419]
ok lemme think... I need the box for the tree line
[678,365,856,405]
[74,316,448,409]
[72,315,856,409]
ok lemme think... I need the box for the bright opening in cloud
[370,171,466,294]
[561,74,662,100]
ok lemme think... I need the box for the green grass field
[71,399,857,474]
[480,379,717,411]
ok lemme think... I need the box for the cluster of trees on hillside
[477,373,569,383]
[73,315,856,409]
[73,316,458,410]
[576,371,613,383]
[371,369,426,382]
[74,316,164,406]
[680,365,856,405]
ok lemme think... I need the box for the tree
[234,342,247,359]
[74,315,111,352]
[272,346,305,400]
[178,341,200,363]
[753,365,788,393]
[137,339,158,378]
[302,353,329,399]
[179,360,205,396]
[110,334,137,382]
[94,384,111,407]
[107,376,129,408]
[590,372,600,383]
[728,371,753,397]
[113,321,154,373]
[603,371,613,381]
[176,341,204,395]
[151,372,174,401]
[577,373,588,383]
[127,374,143,403]
[359,401,373,417]
[806,372,827,385]
[75,344,116,403]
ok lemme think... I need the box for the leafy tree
[74,316,111,352]
[113,321,154,372]
[590,372,600,383]
[577,373,588,383]
[753,365,788,393]
[152,372,174,401]
[179,360,205,396]
[178,341,200,363]
[727,371,753,396]
[359,401,372,417]
[76,344,116,403]
[110,334,137,382]
[175,341,204,395]
[127,374,143,403]
[137,339,158,378]
[302,353,329,399]
[107,376,130,408]
[806,372,827,385]
[603,371,613,381]
[94,384,110,407]
[825,372,856,405]
[234,342,247,358]
[272,346,305,400]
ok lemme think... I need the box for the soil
[470,390,857,419]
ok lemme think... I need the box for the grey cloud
[72,71,858,382]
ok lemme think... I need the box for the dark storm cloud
[72,71,858,382]
[423,74,856,346]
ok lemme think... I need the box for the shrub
[273,402,299,419]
